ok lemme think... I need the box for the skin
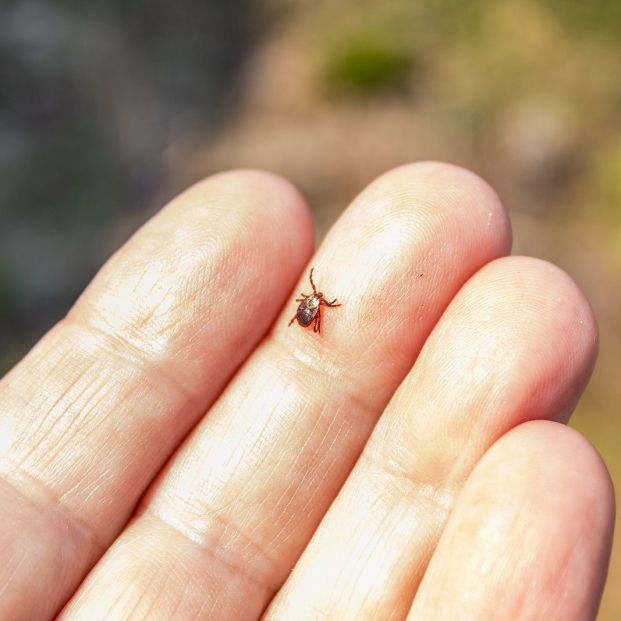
[0,163,613,620]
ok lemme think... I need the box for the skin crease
[264,256,605,621]
[0,163,612,621]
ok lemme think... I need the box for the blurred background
[0,0,619,616]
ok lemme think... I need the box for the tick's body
[288,268,341,334]
[295,294,322,327]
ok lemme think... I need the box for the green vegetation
[322,34,415,96]
[538,0,621,40]
[597,141,621,214]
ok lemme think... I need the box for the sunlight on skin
[0,164,612,621]
[59,163,516,620]
[408,422,614,620]
[0,170,314,620]
[265,257,601,620]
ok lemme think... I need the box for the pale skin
[0,163,614,620]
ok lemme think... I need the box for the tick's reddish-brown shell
[296,294,321,326]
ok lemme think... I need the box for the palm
[0,164,613,620]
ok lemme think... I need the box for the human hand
[0,163,613,620]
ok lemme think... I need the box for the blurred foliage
[597,142,621,215]
[0,265,18,315]
[538,0,621,40]
[1,120,126,230]
[0,0,262,359]
[322,33,415,95]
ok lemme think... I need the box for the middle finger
[62,162,511,620]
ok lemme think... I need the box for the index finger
[0,170,313,620]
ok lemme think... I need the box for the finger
[408,420,615,621]
[60,162,512,620]
[0,170,313,620]
[267,256,598,620]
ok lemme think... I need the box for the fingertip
[411,420,615,621]
[484,420,615,531]
[477,420,616,610]
[474,256,599,415]
[183,168,315,250]
[361,161,513,257]
[70,167,316,377]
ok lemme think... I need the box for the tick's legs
[322,298,341,307]
[288,314,298,327]
[314,310,321,334]
[295,298,305,302]
[309,267,317,294]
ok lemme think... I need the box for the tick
[288,268,341,334]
